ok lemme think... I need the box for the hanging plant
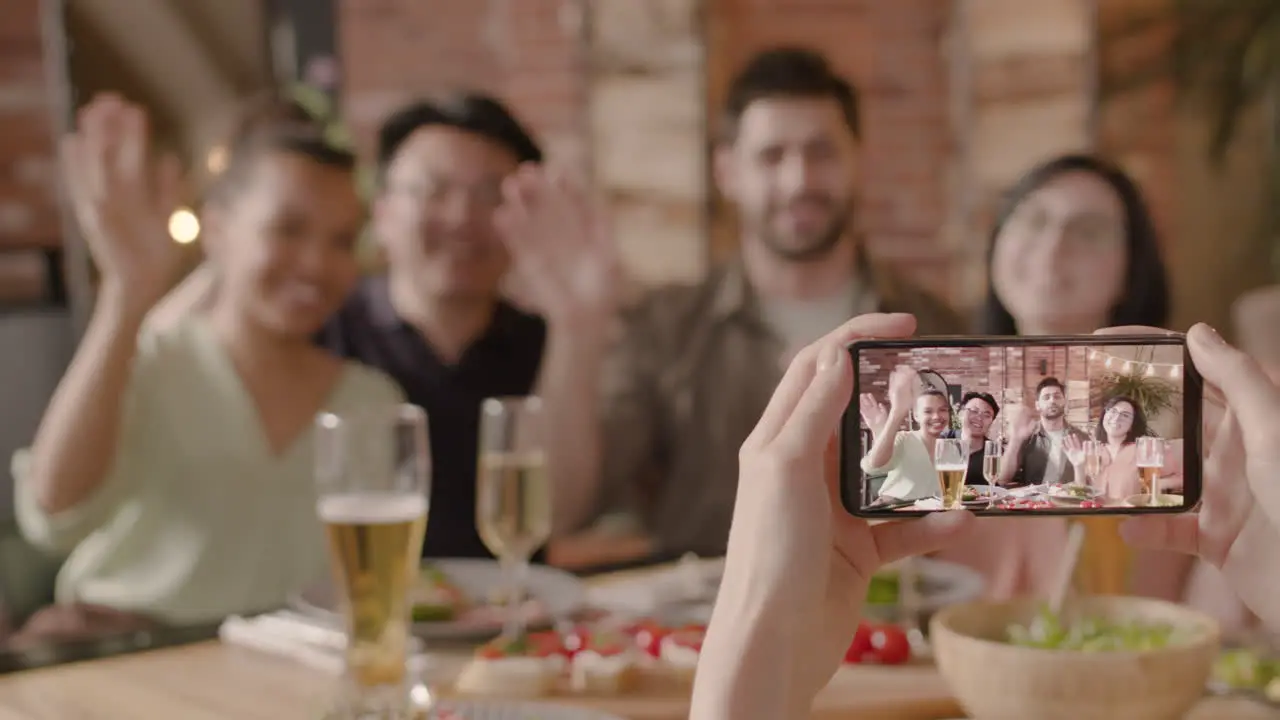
[1104,0,1280,277]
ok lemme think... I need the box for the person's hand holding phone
[1121,324,1280,630]
[691,314,973,720]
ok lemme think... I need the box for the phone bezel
[840,333,1203,518]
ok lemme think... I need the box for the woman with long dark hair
[1074,395,1184,501]
[940,154,1188,602]
[979,153,1169,335]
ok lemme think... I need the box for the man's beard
[1041,406,1064,420]
[755,198,853,262]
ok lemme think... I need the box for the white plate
[874,557,986,612]
[291,559,587,641]
[588,555,984,622]
[964,485,1010,498]
[434,700,626,720]
[1047,483,1102,503]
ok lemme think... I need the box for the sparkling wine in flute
[319,493,428,689]
[982,454,1001,484]
[937,466,967,510]
[477,451,552,560]
[1085,454,1103,480]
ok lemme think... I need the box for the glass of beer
[477,396,551,639]
[935,438,967,510]
[1137,436,1165,502]
[315,404,430,719]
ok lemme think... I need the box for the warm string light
[1089,349,1182,379]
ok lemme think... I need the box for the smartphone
[840,334,1202,518]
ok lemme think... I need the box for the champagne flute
[1136,436,1165,506]
[477,396,551,640]
[1083,440,1103,484]
[934,438,967,510]
[982,439,1001,506]
[314,404,431,719]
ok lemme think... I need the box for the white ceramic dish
[1047,483,1103,505]
[588,555,984,625]
[291,558,587,641]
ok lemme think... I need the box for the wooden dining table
[0,564,1275,720]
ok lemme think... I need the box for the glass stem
[502,556,531,639]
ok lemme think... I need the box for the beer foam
[317,493,427,524]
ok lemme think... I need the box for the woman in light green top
[860,366,951,501]
[8,93,402,643]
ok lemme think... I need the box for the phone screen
[840,334,1202,517]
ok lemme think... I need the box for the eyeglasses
[964,406,994,422]
[1104,406,1134,422]
[387,174,505,212]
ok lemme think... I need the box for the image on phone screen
[841,335,1202,517]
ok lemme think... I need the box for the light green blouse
[12,317,404,625]
[861,431,939,501]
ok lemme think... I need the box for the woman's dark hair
[204,94,357,205]
[978,154,1170,334]
[1094,395,1149,445]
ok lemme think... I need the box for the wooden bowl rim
[929,595,1221,659]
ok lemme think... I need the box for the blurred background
[1,0,1278,503]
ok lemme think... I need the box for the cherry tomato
[633,625,669,658]
[843,622,874,663]
[476,645,505,659]
[560,628,589,657]
[866,624,911,665]
[668,628,704,653]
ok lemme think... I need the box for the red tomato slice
[476,643,507,659]
[668,629,704,652]
[634,626,668,657]
[529,631,567,657]
[843,622,874,663]
[560,628,590,657]
[866,625,911,665]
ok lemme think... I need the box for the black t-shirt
[318,276,546,559]
[965,444,988,486]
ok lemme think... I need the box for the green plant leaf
[1094,372,1182,428]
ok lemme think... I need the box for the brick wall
[340,0,954,290]
[1097,0,1176,250]
[857,343,1109,435]
[338,0,588,175]
[0,0,60,302]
